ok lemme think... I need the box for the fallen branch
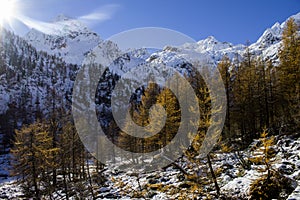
[161,155,189,175]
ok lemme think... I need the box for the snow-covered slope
[0,28,78,117]
[24,14,101,65]
[180,12,300,65]
[25,11,300,68]
[250,12,300,62]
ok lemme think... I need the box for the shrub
[249,170,295,200]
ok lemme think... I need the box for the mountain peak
[42,14,92,36]
[271,22,281,30]
[290,12,300,26]
[291,12,300,20]
[24,14,102,65]
[197,36,218,44]
[206,35,218,42]
[53,14,73,22]
[250,12,300,52]
[193,36,233,53]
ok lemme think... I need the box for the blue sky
[10,0,300,44]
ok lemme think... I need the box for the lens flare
[0,0,15,25]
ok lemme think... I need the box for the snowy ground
[99,134,300,199]
[0,134,299,199]
[0,149,23,200]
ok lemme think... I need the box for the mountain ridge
[0,12,299,121]
[24,15,102,65]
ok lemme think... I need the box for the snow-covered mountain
[0,12,299,123]
[71,11,300,130]
[180,12,300,65]
[24,14,102,65]
[24,11,300,70]
[249,12,300,62]
[0,28,78,122]
[90,11,299,78]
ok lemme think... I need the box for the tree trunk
[30,132,39,199]
[86,156,95,199]
[62,164,69,200]
[207,154,220,197]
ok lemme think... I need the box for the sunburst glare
[0,0,16,26]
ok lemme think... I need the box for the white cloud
[14,4,121,35]
[78,4,120,26]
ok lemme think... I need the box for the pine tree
[217,56,232,142]
[59,116,83,197]
[231,47,262,145]
[11,121,59,198]
[278,17,300,129]
[131,82,160,153]
[154,86,181,150]
[117,82,164,158]
[172,65,222,197]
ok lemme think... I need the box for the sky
[6,0,300,45]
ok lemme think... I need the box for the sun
[0,0,15,25]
